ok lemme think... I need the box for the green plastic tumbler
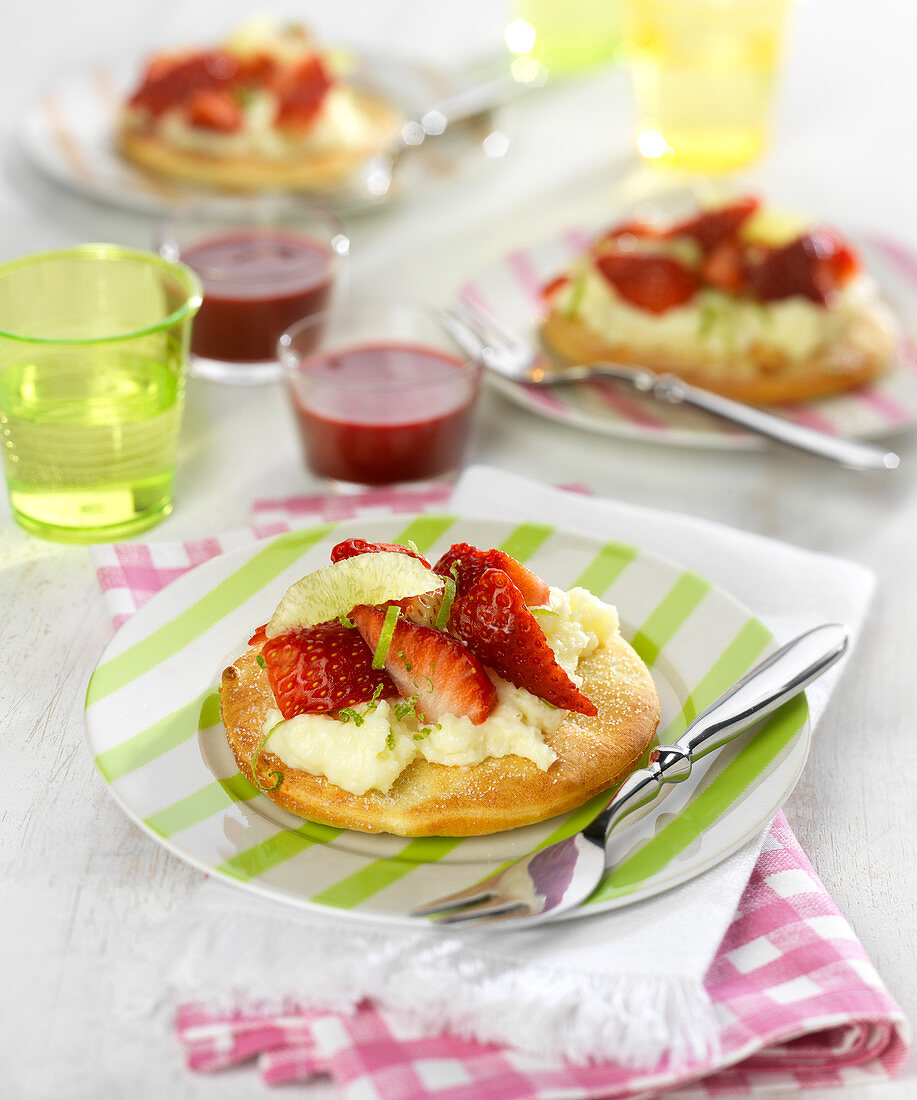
[0,245,202,543]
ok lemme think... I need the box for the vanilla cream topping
[261,586,620,796]
[145,85,379,161]
[557,260,879,374]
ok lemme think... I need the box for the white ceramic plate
[461,231,917,449]
[84,514,810,925]
[20,58,504,215]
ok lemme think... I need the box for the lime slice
[740,208,809,248]
[266,552,444,637]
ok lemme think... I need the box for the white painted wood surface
[1,1,915,1097]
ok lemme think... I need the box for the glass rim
[160,232,346,288]
[276,307,482,393]
[156,198,350,286]
[0,243,204,346]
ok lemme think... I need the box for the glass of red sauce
[278,302,483,487]
[158,202,348,384]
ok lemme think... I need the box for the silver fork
[440,300,900,471]
[411,623,847,928]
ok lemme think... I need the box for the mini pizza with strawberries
[540,197,898,404]
[117,18,402,191]
[219,539,660,836]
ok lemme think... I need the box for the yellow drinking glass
[622,0,793,173]
[0,245,202,543]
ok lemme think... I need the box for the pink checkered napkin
[90,487,911,1098]
[170,812,908,1097]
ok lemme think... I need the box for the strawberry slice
[330,539,431,569]
[129,50,240,116]
[666,197,760,253]
[451,569,597,716]
[248,624,268,647]
[261,622,396,720]
[187,89,243,132]
[275,56,332,130]
[541,274,571,303]
[745,229,859,306]
[351,606,496,725]
[595,253,698,314]
[236,51,278,88]
[701,239,747,293]
[600,218,663,243]
[433,543,550,606]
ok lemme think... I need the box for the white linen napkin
[150,467,875,1069]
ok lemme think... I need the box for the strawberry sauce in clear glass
[289,341,479,485]
[181,230,333,362]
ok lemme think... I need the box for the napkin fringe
[155,903,719,1069]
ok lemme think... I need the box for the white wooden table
[2,2,915,1097]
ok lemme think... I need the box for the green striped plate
[84,514,810,924]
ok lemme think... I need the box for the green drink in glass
[0,245,201,543]
[507,0,624,73]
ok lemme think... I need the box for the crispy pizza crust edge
[219,632,661,837]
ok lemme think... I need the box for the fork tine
[436,306,485,361]
[430,899,534,926]
[452,299,525,354]
[446,300,498,351]
[411,880,498,918]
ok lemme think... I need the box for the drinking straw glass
[622,0,793,173]
[0,244,201,543]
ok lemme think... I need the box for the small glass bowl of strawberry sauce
[278,302,483,487]
[158,202,349,384]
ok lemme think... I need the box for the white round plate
[20,58,504,216]
[84,514,810,925]
[461,231,917,449]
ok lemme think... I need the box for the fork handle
[583,623,848,850]
[635,372,899,471]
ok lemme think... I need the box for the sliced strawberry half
[701,239,747,294]
[541,274,571,303]
[187,89,243,132]
[129,50,240,116]
[666,196,760,253]
[745,229,859,306]
[330,538,431,569]
[595,252,698,315]
[275,56,332,130]
[451,569,597,717]
[261,622,396,720]
[351,606,496,725]
[600,218,663,243]
[433,543,550,606]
